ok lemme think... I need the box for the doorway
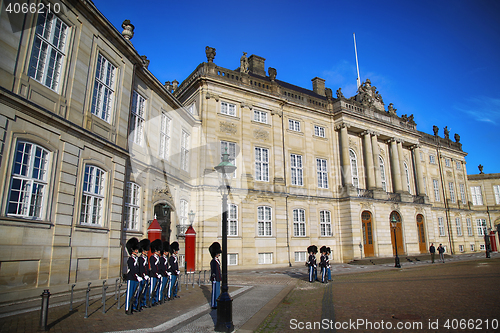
[362,211,374,257]
[154,203,171,243]
[390,211,405,255]
[416,214,426,254]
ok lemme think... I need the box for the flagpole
[353,33,361,89]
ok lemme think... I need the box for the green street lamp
[214,149,236,332]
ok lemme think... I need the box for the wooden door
[390,212,405,255]
[417,214,427,254]
[362,211,374,257]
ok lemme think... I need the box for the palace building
[0,0,498,301]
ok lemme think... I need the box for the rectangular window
[125,182,140,230]
[438,217,445,236]
[455,217,462,236]
[433,179,440,202]
[445,158,451,167]
[130,91,146,145]
[320,210,332,237]
[476,219,487,236]
[293,208,306,237]
[228,253,238,265]
[181,130,190,171]
[28,11,68,91]
[8,142,49,219]
[420,152,424,162]
[466,218,473,236]
[459,245,464,252]
[291,154,303,186]
[288,119,300,132]
[470,186,483,205]
[314,125,325,138]
[456,161,461,170]
[255,147,269,182]
[449,182,456,203]
[257,206,272,236]
[493,185,500,205]
[159,113,171,159]
[316,158,328,189]
[429,155,436,164]
[294,251,307,262]
[180,199,188,225]
[80,165,106,225]
[422,176,427,195]
[220,141,236,178]
[258,252,273,264]
[470,244,475,251]
[91,53,115,122]
[221,101,236,116]
[480,244,485,251]
[228,203,238,236]
[460,184,466,205]
[253,110,267,124]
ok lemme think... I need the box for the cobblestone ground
[256,258,500,333]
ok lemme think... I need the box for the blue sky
[93,0,500,175]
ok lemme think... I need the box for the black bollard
[84,282,91,319]
[39,289,51,331]
[102,284,108,313]
[70,284,76,311]
[115,278,119,300]
[101,280,106,303]
[117,283,122,309]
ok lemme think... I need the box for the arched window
[404,162,411,194]
[379,156,387,192]
[349,149,359,188]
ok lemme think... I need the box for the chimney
[248,55,266,77]
[312,77,326,96]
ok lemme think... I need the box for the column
[371,133,382,189]
[389,139,402,193]
[339,123,351,186]
[413,145,426,196]
[397,141,408,193]
[362,131,375,189]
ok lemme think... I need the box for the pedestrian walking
[429,243,436,263]
[306,245,317,283]
[437,244,445,263]
[125,237,140,315]
[209,242,222,309]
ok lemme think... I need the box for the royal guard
[149,239,162,306]
[138,239,151,310]
[159,241,170,304]
[319,246,328,283]
[167,241,180,300]
[125,237,140,315]
[209,242,222,309]
[326,247,332,281]
[307,245,317,283]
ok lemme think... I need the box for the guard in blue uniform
[326,247,332,281]
[125,237,140,315]
[167,241,180,300]
[307,245,317,283]
[159,241,169,304]
[319,246,328,283]
[138,239,151,310]
[149,239,162,306]
[209,242,222,309]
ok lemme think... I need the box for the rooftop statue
[336,88,344,99]
[240,52,249,74]
[388,103,397,115]
[454,133,461,143]
[205,46,216,63]
[478,164,484,174]
[444,126,450,140]
[433,125,439,136]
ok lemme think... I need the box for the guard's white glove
[137,276,143,282]
[144,275,150,280]
[176,270,180,275]
[167,272,172,276]
[157,273,161,279]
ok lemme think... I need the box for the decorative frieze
[253,129,269,141]
[206,92,220,101]
[219,121,237,134]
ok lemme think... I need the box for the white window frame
[349,149,359,188]
[253,110,267,124]
[455,217,462,236]
[291,154,303,186]
[130,91,146,145]
[320,210,332,237]
[125,182,140,230]
[7,141,49,219]
[379,156,387,192]
[480,244,485,251]
[257,206,272,236]
[438,217,445,236]
[456,161,462,170]
[470,243,475,251]
[459,245,464,252]
[433,179,440,202]
[221,101,236,116]
[449,182,456,203]
[227,203,238,236]
[228,253,238,265]
[316,158,328,189]
[429,155,436,164]
[258,252,273,264]
[445,158,451,167]
[288,119,301,132]
[181,130,190,172]
[314,125,325,138]
[404,162,411,194]
[80,165,106,226]
[255,147,269,182]
[159,113,171,159]
[466,218,473,236]
[293,208,306,237]
[476,219,487,236]
[220,141,236,178]
[460,184,466,205]
[423,176,427,195]
[179,199,189,226]
[470,186,483,206]
[294,251,307,262]
[493,185,500,205]
[419,152,424,162]
[28,11,68,91]
[91,53,116,122]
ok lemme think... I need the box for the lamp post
[391,214,401,268]
[188,210,195,225]
[214,149,236,332]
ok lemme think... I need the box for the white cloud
[455,96,500,124]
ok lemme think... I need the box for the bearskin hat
[126,237,139,255]
[209,242,222,258]
[162,241,170,255]
[320,246,327,254]
[138,239,151,253]
[170,241,179,253]
[326,247,331,254]
[307,245,318,254]
[150,239,162,253]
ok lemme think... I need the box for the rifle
[147,277,161,307]
[137,278,149,309]
[126,281,141,315]
[160,275,169,304]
